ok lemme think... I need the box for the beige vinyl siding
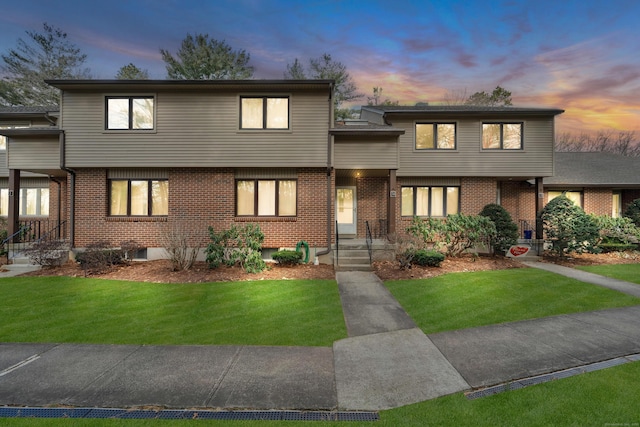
[63,91,329,168]
[8,137,60,170]
[396,117,555,177]
[0,177,50,187]
[334,138,399,169]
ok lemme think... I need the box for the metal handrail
[365,220,373,264]
[1,225,30,246]
[34,220,68,244]
[335,220,339,266]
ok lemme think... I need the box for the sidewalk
[1,266,640,413]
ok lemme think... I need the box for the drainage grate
[0,407,379,421]
[467,353,640,400]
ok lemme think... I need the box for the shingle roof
[0,106,59,114]
[546,152,640,187]
[362,105,564,115]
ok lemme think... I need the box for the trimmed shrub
[539,195,600,256]
[598,243,637,253]
[411,249,445,267]
[76,240,124,275]
[623,198,640,227]
[272,250,303,266]
[479,203,519,254]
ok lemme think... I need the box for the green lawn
[0,277,347,346]
[385,268,640,334]
[577,263,640,284]
[4,361,640,426]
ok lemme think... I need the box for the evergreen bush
[539,195,599,256]
[411,249,445,267]
[272,250,303,265]
[623,198,640,227]
[479,203,519,254]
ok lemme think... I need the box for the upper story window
[415,123,456,149]
[106,96,154,130]
[0,124,29,150]
[236,179,297,216]
[109,179,168,216]
[482,123,523,149]
[401,186,459,217]
[240,97,289,129]
[0,188,49,216]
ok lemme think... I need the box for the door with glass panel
[336,187,357,235]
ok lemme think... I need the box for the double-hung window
[401,186,459,217]
[109,179,168,216]
[106,96,154,130]
[482,123,523,149]
[240,97,289,129]
[236,179,297,216]
[415,123,456,149]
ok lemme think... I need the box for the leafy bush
[590,214,640,246]
[539,195,600,256]
[272,250,303,265]
[205,223,266,273]
[388,232,426,270]
[22,239,68,266]
[407,214,496,257]
[623,198,640,227]
[479,203,519,254]
[411,249,445,267]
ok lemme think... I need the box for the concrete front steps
[334,239,394,271]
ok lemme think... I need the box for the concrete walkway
[521,260,640,297]
[1,265,640,412]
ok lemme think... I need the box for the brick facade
[459,177,498,214]
[583,188,613,216]
[501,181,537,224]
[72,167,332,250]
[355,177,388,239]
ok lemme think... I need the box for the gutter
[315,82,334,258]
[59,131,75,247]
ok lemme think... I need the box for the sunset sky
[1,0,639,134]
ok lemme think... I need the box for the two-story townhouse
[353,105,565,240]
[14,79,336,260]
[2,81,590,265]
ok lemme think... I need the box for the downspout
[59,131,76,247]
[315,82,334,258]
[48,176,63,234]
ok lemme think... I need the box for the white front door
[336,186,357,235]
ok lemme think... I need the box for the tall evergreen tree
[465,85,512,106]
[160,34,254,80]
[284,53,362,119]
[0,23,90,106]
[115,63,149,79]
